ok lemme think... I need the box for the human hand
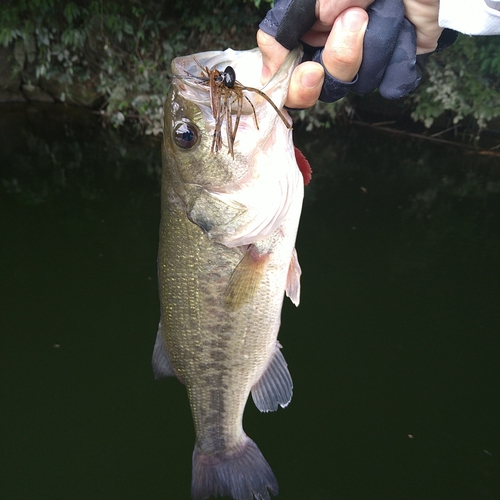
[258,0,371,108]
[259,0,423,105]
[259,0,458,107]
[257,9,369,108]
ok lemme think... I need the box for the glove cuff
[260,0,317,50]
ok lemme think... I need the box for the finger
[316,0,374,27]
[257,29,290,83]
[284,7,368,108]
[322,7,368,82]
[415,24,444,54]
[285,62,325,108]
[301,0,373,46]
[403,0,442,54]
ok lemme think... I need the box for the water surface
[1,104,499,499]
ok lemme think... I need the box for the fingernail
[341,9,366,32]
[300,67,324,89]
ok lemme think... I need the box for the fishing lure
[176,59,292,157]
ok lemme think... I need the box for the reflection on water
[1,104,499,499]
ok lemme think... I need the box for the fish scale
[153,47,305,500]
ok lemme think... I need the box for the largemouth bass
[153,47,307,500]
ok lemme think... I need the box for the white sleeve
[439,0,500,34]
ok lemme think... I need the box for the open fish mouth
[170,47,302,156]
[170,47,302,108]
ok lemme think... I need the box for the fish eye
[173,122,199,149]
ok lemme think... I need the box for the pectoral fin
[152,324,176,380]
[285,248,301,306]
[224,245,270,311]
[251,343,293,412]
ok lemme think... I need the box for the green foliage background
[411,36,500,131]
[1,0,499,135]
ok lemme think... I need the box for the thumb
[257,29,290,83]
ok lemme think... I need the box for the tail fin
[191,436,278,500]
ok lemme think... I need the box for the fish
[152,46,309,500]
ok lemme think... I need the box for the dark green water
[1,104,500,499]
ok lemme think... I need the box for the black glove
[259,0,457,102]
